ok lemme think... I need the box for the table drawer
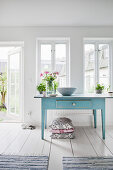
[56,100,92,108]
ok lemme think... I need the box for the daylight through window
[37,39,70,87]
[84,40,112,93]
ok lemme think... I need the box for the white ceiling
[0,0,113,27]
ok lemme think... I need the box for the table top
[34,93,113,99]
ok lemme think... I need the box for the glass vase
[46,81,54,95]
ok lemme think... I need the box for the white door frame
[0,41,24,122]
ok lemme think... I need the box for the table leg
[101,109,105,140]
[45,110,47,129]
[41,108,45,140]
[93,109,97,128]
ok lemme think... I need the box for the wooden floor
[0,123,113,170]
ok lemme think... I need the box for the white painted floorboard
[71,127,97,157]
[49,138,73,170]
[83,127,112,156]
[0,123,113,170]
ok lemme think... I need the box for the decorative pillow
[50,132,75,139]
[49,117,74,130]
[50,128,74,134]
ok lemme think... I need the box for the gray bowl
[57,87,76,96]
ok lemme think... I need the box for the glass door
[8,47,22,120]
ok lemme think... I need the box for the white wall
[0,26,113,126]
[0,0,113,26]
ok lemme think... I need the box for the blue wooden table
[34,94,113,140]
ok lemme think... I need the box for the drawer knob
[72,103,76,106]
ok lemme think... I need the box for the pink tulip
[44,71,49,74]
[54,72,59,75]
[40,73,43,77]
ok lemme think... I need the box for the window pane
[98,44,110,89]
[84,44,95,93]
[9,52,20,114]
[39,40,69,87]
[55,44,66,87]
[41,44,51,72]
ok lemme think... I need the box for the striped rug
[63,157,113,170]
[0,155,48,170]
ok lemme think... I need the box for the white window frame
[36,37,70,86]
[83,38,113,93]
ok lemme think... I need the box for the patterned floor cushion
[49,117,74,130]
[50,128,74,134]
[50,132,75,139]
